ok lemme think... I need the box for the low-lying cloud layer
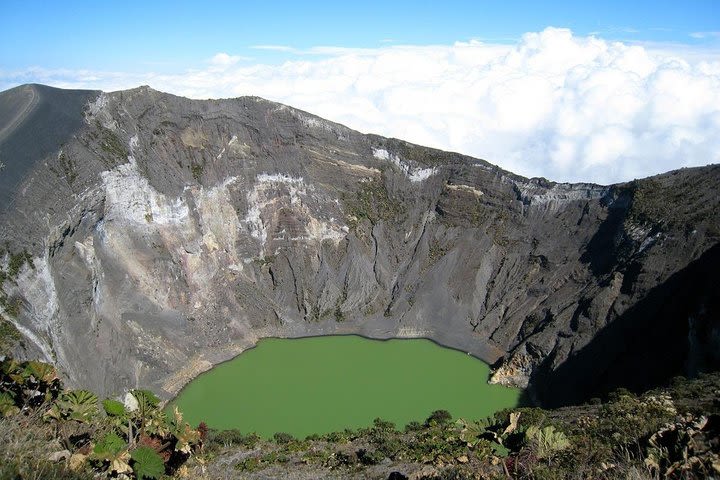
[4,28,719,184]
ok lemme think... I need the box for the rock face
[0,84,718,406]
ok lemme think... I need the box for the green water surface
[169,336,520,438]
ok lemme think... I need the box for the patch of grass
[7,249,33,279]
[343,176,404,228]
[0,295,22,317]
[96,124,128,163]
[0,407,95,480]
[0,249,33,318]
[436,187,493,230]
[234,456,261,472]
[380,139,466,168]
[190,162,204,181]
[255,255,276,267]
[58,152,78,184]
[333,304,344,322]
[428,239,448,264]
[622,170,720,235]
[206,429,260,450]
[0,316,21,354]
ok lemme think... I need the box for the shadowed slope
[536,243,720,407]
[0,84,99,208]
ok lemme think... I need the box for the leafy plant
[169,406,201,453]
[526,425,571,459]
[455,417,513,458]
[129,389,168,437]
[45,390,99,423]
[92,431,132,475]
[25,360,58,384]
[456,417,492,446]
[490,441,510,457]
[0,358,61,410]
[103,398,127,417]
[0,391,19,416]
[130,445,165,480]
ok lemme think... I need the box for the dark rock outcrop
[0,84,718,405]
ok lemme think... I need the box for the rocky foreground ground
[1,357,718,479]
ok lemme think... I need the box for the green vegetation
[428,239,448,265]
[168,336,520,439]
[0,248,34,318]
[0,358,202,479]
[58,152,78,184]
[0,315,22,354]
[254,254,276,267]
[343,176,405,229]
[7,248,33,278]
[0,295,22,317]
[83,123,129,166]
[379,139,466,168]
[190,162,204,181]
[625,179,673,228]
[98,127,129,163]
[623,172,720,235]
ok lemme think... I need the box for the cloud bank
[3,27,719,184]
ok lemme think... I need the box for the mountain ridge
[0,84,718,407]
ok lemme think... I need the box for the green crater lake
[169,336,520,438]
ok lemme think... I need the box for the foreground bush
[0,358,203,479]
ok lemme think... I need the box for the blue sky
[1,1,719,184]
[1,0,719,72]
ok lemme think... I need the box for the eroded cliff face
[0,85,718,405]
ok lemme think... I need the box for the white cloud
[690,31,720,39]
[251,44,296,52]
[209,53,243,67]
[3,27,720,185]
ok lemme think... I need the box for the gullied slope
[0,84,718,405]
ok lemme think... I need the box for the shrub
[0,358,202,479]
[208,429,260,449]
[405,420,423,432]
[425,409,453,426]
[356,447,384,465]
[273,431,295,444]
[525,425,571,459]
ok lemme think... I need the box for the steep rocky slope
[0,84,718,406]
